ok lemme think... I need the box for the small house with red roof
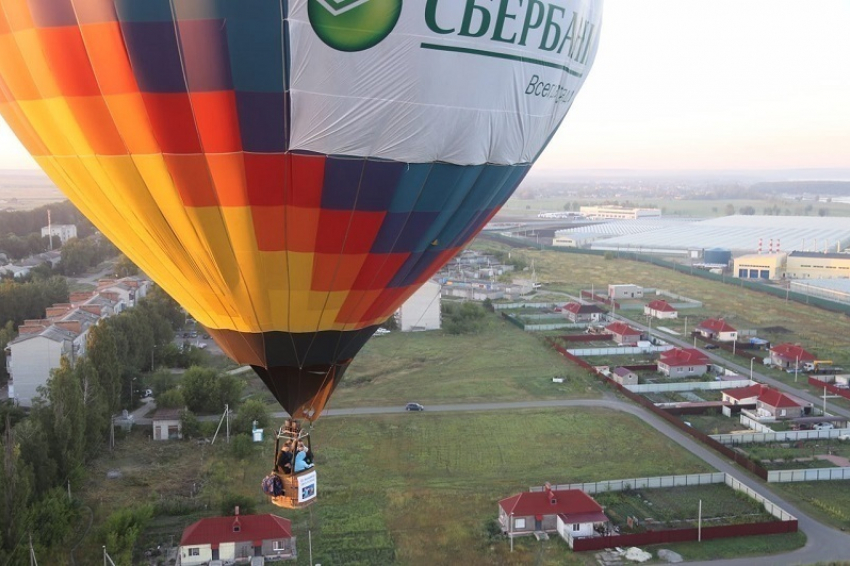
[605,322,642,346]
[644,299,678,319]
[756,388,808,419]
[611,367,638,386]
[657,348,710,378]
[179,510,295,565]
[562,302,605,323]
[769,343,815,370]
[721,383,764,405]
[499,486,608,547]
[696,318,738,342]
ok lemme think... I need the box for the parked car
[405,402,425,411]
[813,423,835,430]
[704,344,719,350]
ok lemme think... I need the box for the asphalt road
[270,399,850,565]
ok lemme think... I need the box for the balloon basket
[270,419,317,509]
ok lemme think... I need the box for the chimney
[235,505,240,516]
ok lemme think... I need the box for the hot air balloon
[0,0,602,508]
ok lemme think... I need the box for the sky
[0,0,848,172]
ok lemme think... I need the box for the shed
[152,408,182,441]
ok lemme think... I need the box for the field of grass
[77,408,717,565]
[771,481,850,531]
[331,314,605,407]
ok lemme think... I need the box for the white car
[813,423,834,430]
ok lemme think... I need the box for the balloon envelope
[0,0,602,419]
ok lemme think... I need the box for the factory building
[785,251,850,279]
[733,253,787,280]
[578,206,661,220]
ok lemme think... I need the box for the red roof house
[721,383,764,405]
[562,302,605,323]
[605,321,642,345]
[657,348,710,378]
[769,343,815,369]
[696,318,738,342]
[499,487,607,541]
[180,512,295,565]
[756,388,807,419]
[644,299,678,319]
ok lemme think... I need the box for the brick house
[657,348,710,378]
[179,511,295,565]
[611,367,638,386]
[643,299,678,319]
[563,302,605,323]
[756,388,807,419]
[605,322,642,346]
[696,318,738,342]
[769,343,815,370]
[499,486,608,544]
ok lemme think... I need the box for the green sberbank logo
[309,0,402,52]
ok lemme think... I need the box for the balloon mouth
[203,326,380,419]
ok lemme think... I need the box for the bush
[442,302,486,335]
[229,434,257,460]
[219,492,256,517]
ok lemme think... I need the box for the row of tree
[0,288,184,563]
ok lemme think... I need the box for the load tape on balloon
[0,0,602,418]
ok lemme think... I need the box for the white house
[7,325,82,407]
[179,511,295,565]
[499,486,608,544]
[41,224,77,244]
[96,277,150,311]
[152,408,182,441]
[396,280,441,332]
[644,299,678,319]
[608,284,643,299]
[696,318,738,342]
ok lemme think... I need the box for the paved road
[270,399,850,565]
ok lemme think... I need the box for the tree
[442,302,486,335]
[31,359,86,480]
[818,208,829,217]
[0,422,34,553]
[156,388,184,409]
[180,367,242,414]
[233,399,271,435]
[112,255,139,278]
[739,205,756,215]
[724,204,736,215]
[179,410,201,439]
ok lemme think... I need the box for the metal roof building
[553,216,850,256]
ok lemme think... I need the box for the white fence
[568,345,673,357]
[724,475,796,521]
[625,379,753,394]
[531,473,796,522]
[740,414,775,433]
[711,428,850,445]
[525,323,587,331]
[493,302,560,310]
[531,472,726,495]
[768,468,850,483]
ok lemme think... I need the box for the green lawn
[330,314,605,407]
[79,408,717,565]
[770,481,850,531]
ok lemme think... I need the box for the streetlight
[750,357,755,380]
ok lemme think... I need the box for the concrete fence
[531,472,726,495]
[567,345,673,357]
[711,428,850,445]
[768,468,850,483]
[740,414,775,433]
[531,472,796,522]
[625,379,753,394]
